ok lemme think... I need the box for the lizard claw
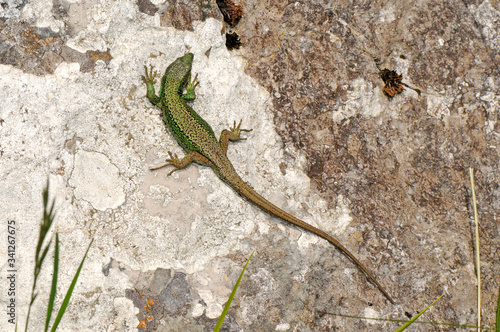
[182,73,199,101]
[150,151,183,175]
[186,73,199,90]
[165,151,180,164]
[142,65,158,84]
[230,119,253,140]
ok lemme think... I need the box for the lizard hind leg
[219,120,253,153]
[150,151,212,175]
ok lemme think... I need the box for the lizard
[142,52,394,304]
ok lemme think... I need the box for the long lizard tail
[227,174,394,304]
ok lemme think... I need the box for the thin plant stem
[470,168,481,332]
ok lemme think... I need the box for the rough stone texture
[159,0,223,31]
[70,150,126,211]
[0,0,498,331]
[236,0,500,330]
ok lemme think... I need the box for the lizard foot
[230,120,253,141]
[150,151,184,175]
[142,65,158,85]
[182,73,199,101]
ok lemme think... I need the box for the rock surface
[1,0,498,331]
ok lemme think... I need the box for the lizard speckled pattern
[142,53,394,304]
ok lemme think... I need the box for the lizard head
[165,53,194,84]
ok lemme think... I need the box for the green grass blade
[26,179,55,332]
[45,233,59,332]
[50,238,93,332]
[496,286,500,332]
[213,251,254,332]
[39,244,52,272]
[394,295,443,332]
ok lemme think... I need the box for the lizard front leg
[150,151,212,175]
[219,120,253,153]
[142,65,161,106]
[181,73,199,101]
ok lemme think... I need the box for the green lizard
[142,53,394,304]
